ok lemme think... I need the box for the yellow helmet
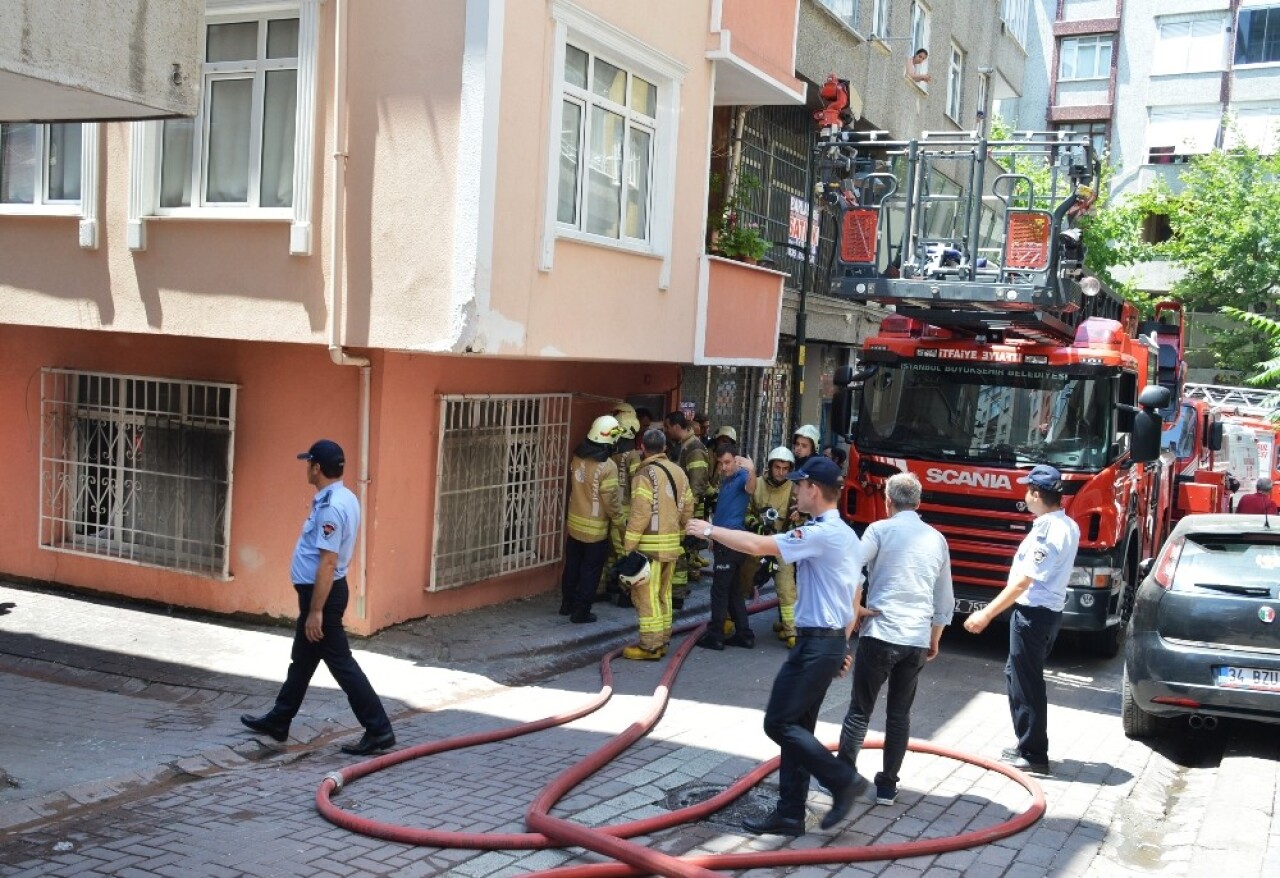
[615,411,641,439]
[588,415,623,444]
[612,402,637,417]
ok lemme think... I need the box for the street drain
[664,781,811,831]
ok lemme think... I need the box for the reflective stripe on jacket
[677,435,711,500]
[566,455,620,543]
[625,454,693,561]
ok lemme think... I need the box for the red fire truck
[823,131,1171,656]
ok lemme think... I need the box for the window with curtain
[1153,16,1227,75]
[1236,7,1280,65]
[0,123,82,206]
[557,43,656,243]
[1228,104,1280,154]
[946,44,964,121]
[1146,106,1221,163]
[872,0,891,40]
[1059,35,1114,81]
[160,15,299,211]
[1002,0,1030,48]
[910,1,931,91]
[820,0,860,29]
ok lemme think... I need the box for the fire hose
[315,599,1045,876]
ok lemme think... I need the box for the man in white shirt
[964,464,1079,775]
[837,472,953,806]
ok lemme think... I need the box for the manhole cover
[664,781,813,831]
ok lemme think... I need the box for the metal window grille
[39,369,237,578]
[431,394,571,591]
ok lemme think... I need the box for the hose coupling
[324,771,345,792]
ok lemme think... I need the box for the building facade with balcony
[0,0,803,633]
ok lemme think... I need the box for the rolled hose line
[316,597,1046,876]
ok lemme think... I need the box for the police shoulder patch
[322,523,336,538]
[1032,547,1048,565]
[790,528,805,540]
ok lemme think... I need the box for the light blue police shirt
[775,509,861,630]
[1011,508,1080,612]
[291,481,360,585]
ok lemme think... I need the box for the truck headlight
[1069,567,1121,588]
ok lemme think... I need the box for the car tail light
[1152,535,1186,590]
[1152,696,1200,708]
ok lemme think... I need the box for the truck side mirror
[830,387,852,442]
[1138,385,1171,409]
[1208,420,1224,452]
[1131,409,1163,463]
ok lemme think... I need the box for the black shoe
[570,610,597,623]
[725,630,756,649]
[696,632,725,650]
[340,730,396,756]
[240,713,289,742]
[874,782,898,805]
[743,810,805,837]
[1001,752,1051,775]
[558,599,573,616]
[821,774,867,829]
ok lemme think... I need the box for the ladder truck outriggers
[819,121,1173,656]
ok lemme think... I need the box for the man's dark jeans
[561,536,610,614]
[1006,604,1062,763]
[270,578,392,736]
[709,543,750,637]
[838,635,928,788]
[763,632,852,819]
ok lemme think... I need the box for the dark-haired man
[666,410,710,607]
[241,440,395,756]
[964,464,1079,775]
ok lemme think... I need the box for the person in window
[906,49,932,84]
[1236,477,1278,515]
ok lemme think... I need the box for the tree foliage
[1221,308,1280,386]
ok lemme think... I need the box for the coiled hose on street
[316,599,1045,876]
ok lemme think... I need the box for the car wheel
[1084,621,1123,658]
[1121,666,1165,739]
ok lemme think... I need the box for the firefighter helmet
[793,424,821,447]
[588,415,623,444]
[767,446,796,466]
[612,402,637,417]
[615,550,650,588]
[615,411,641,439]
[714,426,738,441]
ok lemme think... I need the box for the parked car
[1123,513,1280,738]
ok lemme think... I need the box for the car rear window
[1170,533,1280,594]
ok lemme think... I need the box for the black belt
[796,626,846,638]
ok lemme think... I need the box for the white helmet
[588,415,622,444]
[615,411,641,439]
[612,402,637,417]
[794,424,821,447]
[714,426,738,442]
[767,446,796,465]
[616,551,651,588]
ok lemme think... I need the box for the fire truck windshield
[852,361,1116,470]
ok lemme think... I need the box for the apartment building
[0,0,804,633]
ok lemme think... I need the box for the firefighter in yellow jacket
[740,446,800,646]
[664,411,710,608]
[560,415,622,624]
[600,410,644,599]
[622,427,693,659]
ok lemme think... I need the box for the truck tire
[1121,666,1165,739]
[1085,621,1123,658]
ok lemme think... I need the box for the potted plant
[717,213,770,264]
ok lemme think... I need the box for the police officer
[964,464,1079,775]
[665,411,711,607]
[561,415,622,624]
[241,440,395,756]
[622,428,693,660]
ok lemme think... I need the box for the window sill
[908,77,929,94]
[1058,76,1109,83]
[814,5,866,44]
[0,204,82,217]
[554,226,663,261]
[1150,69,1223,77]
[872,38,892,55]
[1235,61,1280,70]
[150,208,293,221]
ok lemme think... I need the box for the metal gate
[681,363,792,465]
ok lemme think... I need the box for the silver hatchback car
[1123,513,1280,738]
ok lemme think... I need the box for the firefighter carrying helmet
[767,446,796,466]
[615,411,641,439]
[794,424,821,447]
[614,550,650,588]
[588,415,623,444]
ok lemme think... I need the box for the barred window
[39,369,237,578]
[432,395,571,590]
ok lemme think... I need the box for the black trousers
[838,635,928,788]
[762,632,853,820]
[1006,604,1063,763]
[708,543,750,636]
[270,579,392,736]
[561,536,610,614]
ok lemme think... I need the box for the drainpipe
[327,0,372,620]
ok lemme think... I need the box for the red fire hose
[316,600,1045,876]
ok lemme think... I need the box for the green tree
[1220,309,1280,386]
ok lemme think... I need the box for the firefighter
[740,446,800,646]
[665,411,711,608]
[601,410,644,601]
[622,428,693,659]
[792,424,821,468]
[560,415,622,624]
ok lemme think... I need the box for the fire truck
[1183,381,1280,506]
[821,129,1171,656]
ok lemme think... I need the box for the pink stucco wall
[720,0,800,88]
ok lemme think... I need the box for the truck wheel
[1121,666,1165,739]
[1084,621,1123,658]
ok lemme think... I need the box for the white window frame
[128,0,320,254]
[1235,4,1280,67]
[1153,15,1227,75]
[872,0,891,41]
[0,122,101,248]
[946,43,964,122]
[430,394,571,591]
[1001,0,1030,49]
[819,0,861,32]
[1227,104,1280,154]
[1059,35,1114,81]
[38,368,238,580]
[910,1,932,92]
[540,1,685,289]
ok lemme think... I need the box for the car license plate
[1216,666,1280,692]
[955,598,989,614]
